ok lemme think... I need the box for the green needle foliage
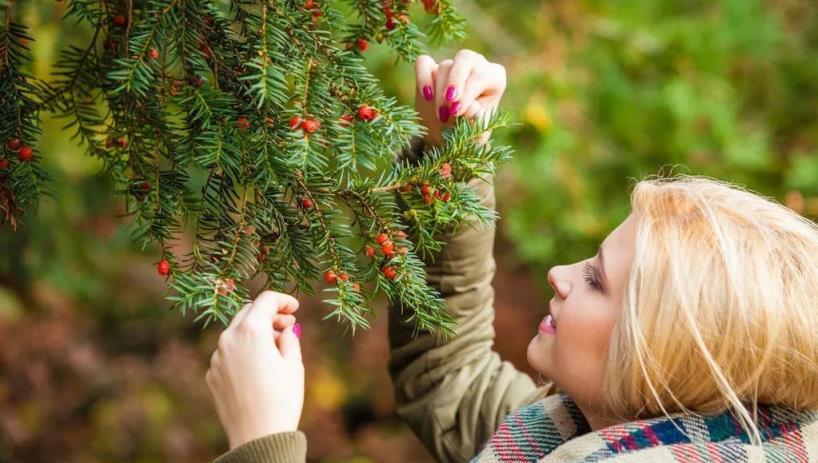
[0,0,509,337]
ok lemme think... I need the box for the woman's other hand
[206,291,304,450]
[414,49,507,147]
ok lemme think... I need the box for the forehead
[601,213,638,282]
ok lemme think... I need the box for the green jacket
[214,168,550,463]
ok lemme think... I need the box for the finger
[435,60,453,123]
[415,54,437,104]
[242,290,300,330]
[452,73,488,118]
[445,50,484,109]
[227,303,252,331]
[273,314,296,330]
[278,324,303,363]
[463,100,482,120]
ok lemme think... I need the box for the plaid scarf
[470,393,818,462]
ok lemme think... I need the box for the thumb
[278,323,302,363]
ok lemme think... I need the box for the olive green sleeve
[212,431,307,463]
[387,170,555,463]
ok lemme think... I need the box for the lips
[539,314,556,334]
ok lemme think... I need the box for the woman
[206,50,818,462]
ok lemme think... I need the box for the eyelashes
[582,262,601,290]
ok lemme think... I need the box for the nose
[547,266,572,299]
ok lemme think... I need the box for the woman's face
[527,213,638,413]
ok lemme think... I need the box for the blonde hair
[602,173,818,445]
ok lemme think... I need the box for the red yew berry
[148,48,159,59]
[237,117,251,130]
[6,138,21,150]
[423,193,433,204]
[381,240,394,254]
[290,116,302,130]
[0,159,8,169]
[301,119,319,134]
[421,183,431,195]
[305,0,315,8]
[157,259,171,276]
[385,17,396,30]
[365,245,375,257]
[190,75,204,87]
[357,105,377,121]
[352,282,361,292]
[324,270,337,284]
[104,39,117,50]
[116,136,127,148]
[376,232,389,244]
[219,277,236,296]
[356,37,368,52]
[435,190,451,202]
[339,114,354,127]
[113,14,127,26]
[339,272,349,282]
[301,197,314,209]
[382,266,397,280]
[17,146,33,161]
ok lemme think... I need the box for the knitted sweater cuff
[213,431,307,463]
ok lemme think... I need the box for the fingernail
[445,86,456,101]
[422,85,433,101]
[438,106,450,123]
[293,323,302,339]
[449,101,460,116]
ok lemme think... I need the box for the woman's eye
[582,262,600,290]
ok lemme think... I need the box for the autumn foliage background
[2,1,818,462]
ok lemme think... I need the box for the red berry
[116,136,127,148]
[381,240,394,254]
[0,159,8,169]
[190,75,204,87]
[301,197,313,209]
[17,146,33,161]
[376,233,389,244]
[339,114,354,127]
[423,193,433,204]
[141,182,151,190]
[6,138,21,150]
[157,259,171,276]
[383,5,393,17]
[312,9,323,18]
[304,0,315,8]
[365,245,375,257]
[385,17,396,30]
[237,117,250,130]
[352,282,361,292]
[148,48,159,59]
[113,14,126,26]
[421,183,431,195]
[382,266,397,280]
[302,119,319,134]
[339,272,349,282]
[324,270,337,284]
[435,190,451,202]
[219,277,236,295]
[357,105,377,122]
[290,116,302,130]
[394,230,407,240]
[356,37,368,52]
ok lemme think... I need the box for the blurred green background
[2,1,817,462]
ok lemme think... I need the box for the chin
[526,334,551,376]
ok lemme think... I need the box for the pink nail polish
[445,86,456,101]
[422,85,433,101]
[438,106,450,123]
[449,101,460,116]
[293,323,302,339]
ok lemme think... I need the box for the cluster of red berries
[236,117,251,131]
[366,231,409,281]
[382,2,409,31]
[324,269,361,291]
[218,277,236,296]
[5,138,33,163]
[290,116,321,136]
[104,136,128,149]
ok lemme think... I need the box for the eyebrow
[597,246,609,291]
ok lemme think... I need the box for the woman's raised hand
[414,49,507,147]
[206,291,304,450]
